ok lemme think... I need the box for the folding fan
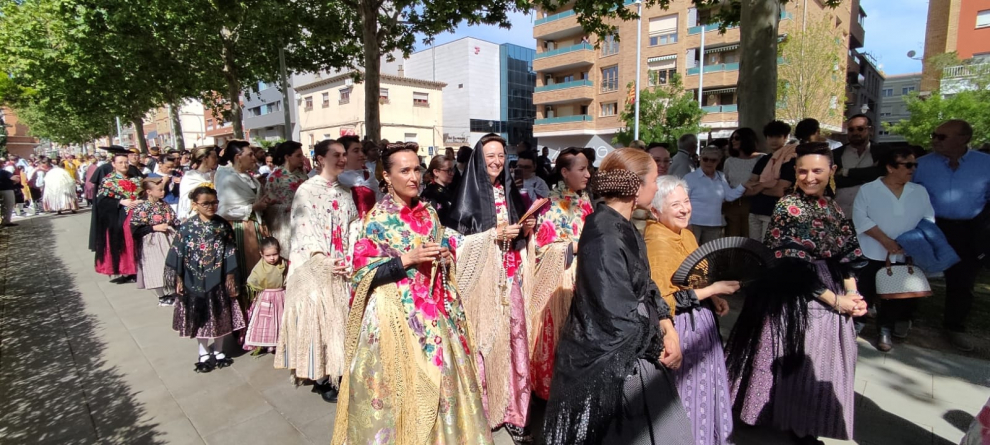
[671,236,776,288]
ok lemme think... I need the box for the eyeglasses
[849,126,870,132]
[896,162,919,169]
[931,132,949,141]
[196,201,220,207]
[701,157,719,163]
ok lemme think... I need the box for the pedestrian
[276,139,357,403]
[833,114,886,216]
[647,142,673,176]
[167,185,245,373]
[684,146,746,245]
[419,154,455,222]
[645,174,737,445]
[723,128,763,238]
[215,140,267,311]
[259,141,307,256]
[514,149,550,202]
[727,142,867,445]
[331,143,493,445]
[41,161,78,214]
[529,146,593,401]
[94,152,143,283]
[745,120,796,241]
[912,119,990,352]
[130,177,180,306]
[446,133,535,433]
[852,146,935,351]
[542,148,694,445]
[337,136,378,219]
[537,144,554,181]
[242,236,287,354]
[0,165,17,227]
[670,133,699,178]
[177,146,218,220]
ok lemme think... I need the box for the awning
[703,87,737,95]
[705,44,739,54]
[647,54,677,63]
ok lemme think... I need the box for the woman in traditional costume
[726,142,867,445]
[131,177,180,306]
[332,142,492,445]
[94,153,143,284]
[260,141,307,256]
[644,175,738,445]
[446,133,535,431]
[275,139,357,403]
[41,161,78,214]
[337,135,379,219]
[528,147,593,401]
[167,185,245,373]
[542,148,694,445]
[215,140,267,300]
[178,146,218,220]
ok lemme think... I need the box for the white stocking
[212,334,229,360]
[197,339,210,361]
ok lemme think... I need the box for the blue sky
[414,1,928,75]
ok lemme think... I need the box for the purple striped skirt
[673,306,733,445]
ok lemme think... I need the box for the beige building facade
[295,72,445,159]
[532,0,857,155]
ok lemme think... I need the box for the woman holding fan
[726,142,867,445]
[644,175,737,445]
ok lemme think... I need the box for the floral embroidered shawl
[261,166,307,207]
[533,183,593,262]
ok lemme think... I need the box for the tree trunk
[360,0,381,142]
[221,38,245,139]
[169,99,186,151]
[132,116,148,153]
[738,0,781,148]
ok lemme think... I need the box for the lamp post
[634,0,643,140]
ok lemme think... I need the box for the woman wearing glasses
[852,147,934,352]
[683,146,746,245]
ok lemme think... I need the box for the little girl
[243,237,287,354]
[166,185,246,373]
[131,177,180,306]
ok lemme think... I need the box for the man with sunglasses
[913,119,990,352]
[833,114,887,216]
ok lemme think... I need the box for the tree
[531,0,842,138]
[776,16,846,127]
[886,64,990,148]
[613,74,707,147]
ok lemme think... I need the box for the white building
[877,73,922,144]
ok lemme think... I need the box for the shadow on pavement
[0,219,163,444]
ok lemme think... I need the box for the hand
[659,326,683,370]
[401,242,441,267]
[126,199,143,209]
[496,223,521,242]
[522,218,536,236]
[513,177,524,189]
[153,223,170,232]
[711,295,730,316]
[880,238,904,255]
[711,280,741,296]
[332,257,350,276]
[175,280,184,295]
[252,199,268,212]
[438,247,452,262]
[837,292,866,316]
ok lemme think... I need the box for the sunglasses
[931,132,949,141]
[701,157,719,163]
[896,162,918,169]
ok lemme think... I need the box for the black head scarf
[445,134,527,250]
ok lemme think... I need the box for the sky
[414,1,929,75]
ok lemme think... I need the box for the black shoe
[109,275,128,284]
[213,353,233,369]
[877,329,893,352]
[893,320,912,339]
[319,385,339,403]
[158,296,175,307]
[114,275,137,284]
[194,355,216,373]
[948,332,975,352]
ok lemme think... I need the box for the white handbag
[875,254,933,300]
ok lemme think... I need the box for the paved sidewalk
[0,212,987,445]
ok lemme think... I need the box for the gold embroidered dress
[332,195,492,445]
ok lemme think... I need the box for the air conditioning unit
[344,78,354,86]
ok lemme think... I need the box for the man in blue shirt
[913,119,990,352]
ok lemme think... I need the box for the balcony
[533,43,596,73]
[534,79,593,92]
[940,64,990,95]
[535,115,593,125]
[686,12,789,35]
[534,80,595,105]
[534,9,583,40]
[687,63,740,75]
[535,9,575,26]
[700,104,738,113]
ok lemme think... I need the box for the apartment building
[921,0,990,92]
[406,38,536,148]
[0,107,40,158]
[876,73,923,144]
[295,71,444,159]
[141,100,208,149]
[532,0,862,156]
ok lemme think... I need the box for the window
[249,106,262,117]
[880,109,892,117]
[879,128,890,136]
[413,92,429,106]
[882,88,893,97]
[322,92,330,107]
[266,101,279,114]
[601,34,619,57]
[206,119,214,130]
[649,15,678,46]
[339,88,351,104]
[601,65,619,93]
[304,96,313,110]
[902,86,915,95]
[404,133,418,143]
[601,102,618,117]
[648,58,677,86]
[258,81,269,91]
[380,88,389,103]
[977,10,990,28]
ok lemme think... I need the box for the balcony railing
[535,9,576,25]
[535,42,594,59]
[535,115,593,125]
[535,79,594,92]
[699,105,739,113]
[943,64,990,79]
[721,104,738,112]
[687,11,790,35]
[686,57,783,75]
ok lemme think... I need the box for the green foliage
[613,74,707,147]
[776,17,846,127]
[254,138,285,151]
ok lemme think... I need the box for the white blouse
[852,178,935,262]
[215,164,261,221]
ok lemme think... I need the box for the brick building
[1,107,40,158]
[921,0,990,92]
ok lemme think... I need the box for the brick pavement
[0,212,987,444]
